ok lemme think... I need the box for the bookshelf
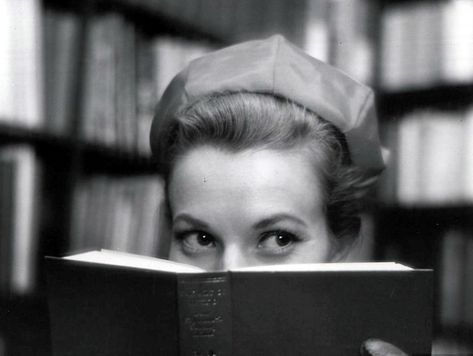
[1,0,473,354]
[377,84,473,116]
[1,0,321,354]
[373,0,473,350]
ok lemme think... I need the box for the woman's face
[168,145,337,271]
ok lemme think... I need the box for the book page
[64,250,205,273]
[63,250,412,273]
[232,262,412,272]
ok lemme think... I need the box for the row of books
[379,107,473,206]
[381,0,473,90]
[2,0,376,126]
[439,228,473,327]
[0,146,41,295]
[130,0,375,85]
[45,9,215,155]
[69,174,167,257]
[44,1,376,153]
[131,0,311,51]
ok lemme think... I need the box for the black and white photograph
[1,0,473,355]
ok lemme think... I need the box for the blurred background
[1,0,473,354]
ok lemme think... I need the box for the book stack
[69,175,167,257]
[0,146,41,295]
[380,0,473,90]
[439,228,473,328]
[0,0,43,127]
[378,107,473,206]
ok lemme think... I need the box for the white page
[64,250,205,273]
[63,250,412,273]
[232,262,412,272]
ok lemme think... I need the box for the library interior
[1,0,473,354]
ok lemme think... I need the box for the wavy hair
[155,92,375,247]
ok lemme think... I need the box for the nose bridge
[220,241,247,270]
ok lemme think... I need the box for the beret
[150,34,385,173]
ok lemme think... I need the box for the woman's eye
[175,231,217,254]
[257,230,300,254]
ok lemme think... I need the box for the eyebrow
[173,213,307,230]
[252,214,307,229]
[173,213,210,229]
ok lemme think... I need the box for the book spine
[177,273,232,356]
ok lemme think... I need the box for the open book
[46,250,432,356]
[63,249,414,272]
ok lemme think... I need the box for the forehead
[168,146,325,215]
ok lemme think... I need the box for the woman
[150,35,410,356]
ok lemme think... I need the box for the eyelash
[257,229,303,254]
[173,228,304,255]
[174,230,217,253]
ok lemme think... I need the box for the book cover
[47,250,433,356]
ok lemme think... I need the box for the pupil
[276,234,290,246]
[198,233,212,246]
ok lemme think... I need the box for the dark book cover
[46,252,433,356]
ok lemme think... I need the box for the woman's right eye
[175,231,217,254]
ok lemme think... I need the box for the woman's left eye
[257,230,300,254]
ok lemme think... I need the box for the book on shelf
[136,33,157,156]
[81,13,134,149]
[380,3,416,90]
[0,0,43,126]
[47,249,433,356]
[464,107,473,201]
[462,237,473,326]
[43,7,81,135]
[69,175,167,257]
[327,0,375,85]
[441,0,473,83]
[378,107,473,206]
[78,10,214,153]
[439,228,473,327]
[380,0,473,90]
[417,111,464,204]
[302,0,330,62]
[395,111,423,205]
[0,146,41,295]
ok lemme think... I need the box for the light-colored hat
[150,34,385,173]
